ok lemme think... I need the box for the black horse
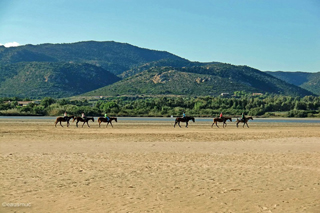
[73,117,94,128]
[54,115,75,127]
[97,117,117,127]
[236,116,253,128]
[174,116,195,128]
[211,117,232,128]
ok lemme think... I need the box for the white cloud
[0,42,20,47]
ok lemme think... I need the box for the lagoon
[1,116,320,123]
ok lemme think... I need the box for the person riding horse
[63,112,68,121]
[81,112,87,122]
[174,115,195,128]
[104,112,109,122]
[241,112,246,122]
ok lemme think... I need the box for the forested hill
[84,64,314,97]
[0,41,184,75]
[266,71,320,95]
[0,41,316,98]
[0,62,120,98]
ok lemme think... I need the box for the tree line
[0,95,320,118]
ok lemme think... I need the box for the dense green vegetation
[1,95,320,118]
[0,62,120,98]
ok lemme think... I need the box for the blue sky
[0,0,319,72]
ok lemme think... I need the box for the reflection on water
[0,116,320,123]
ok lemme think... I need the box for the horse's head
[72,117,76,122]
[92,117,95,122]
[114,117,118,122]
[248,117,253,120]
[228,117,232,122]
[191,117,195,122]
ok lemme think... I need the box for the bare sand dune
[1,119,320,212]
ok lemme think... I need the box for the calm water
[1,116,320,123]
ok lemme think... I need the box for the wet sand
[1,119,320,212]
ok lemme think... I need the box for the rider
[63,111,68,120]
[183,112,186,118]
[241,112,246,121]
[220,112,223,119]
[81,112,87,122]
[104,112,109,122]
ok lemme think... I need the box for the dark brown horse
[54,115,74,127]
[174,116,195,128]
[73,117,94,128]
[97,117,117,127]
[236,116,253,128]
[211,117,232,128]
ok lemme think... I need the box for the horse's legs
[174,121,180,128]
[87,122,90,128]
[99,121,101,128]
[60,121,63,127]
[236,122,239,128]
[110,122,113,128]
[215,122,219,128]
[246,122,249,128]
[76,121,79,128]
[186,121,188,128]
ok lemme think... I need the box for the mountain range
[266,71,320,95]
[0,41,318,98]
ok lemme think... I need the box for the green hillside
[266,71,320,95]
[119,58,218,78]
[84,64,313,97]
[0,62,120,98]
[0,41,184,75]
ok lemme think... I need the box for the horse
[174,116,195,128]
[236,116,253,128]
[97,117,117,127]
[73,117,94,128]
[211,117,232,128]
[54,115,75,127]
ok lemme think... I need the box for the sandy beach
[1,118,320,213]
